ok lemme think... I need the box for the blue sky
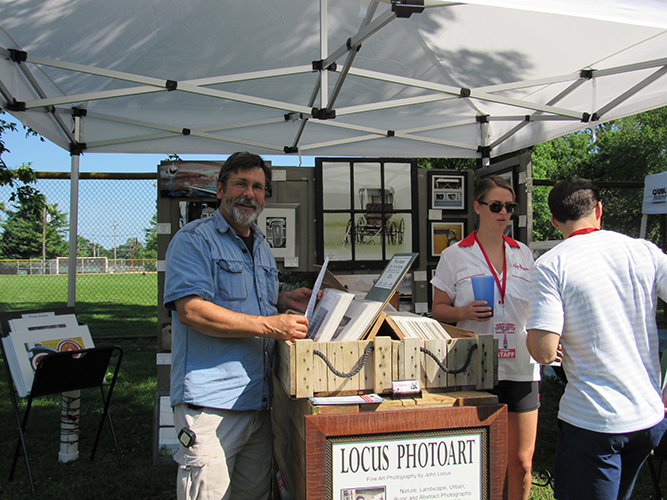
[2,119,316,249]
[2,119,315,173]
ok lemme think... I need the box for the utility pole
[42,206,46,275]
[113,220,117,261]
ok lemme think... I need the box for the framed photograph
[316,158,418,270]
[158,159,272,198]
[429,172,466,210]
[504,218,515,239]
[496,168,515,189]
[428,265,437,308]
[429,220,466,259]
[257,203,298,260]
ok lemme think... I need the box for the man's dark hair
[548,178,600,223]
[217,151,272,191]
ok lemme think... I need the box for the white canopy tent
[2,0,667,303]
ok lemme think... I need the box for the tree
[532,132,594,241]
[0,111,44,214]
[531,106,667,247]
[143,212,158,259]
[0,199,68,259]
[418,158,477,170]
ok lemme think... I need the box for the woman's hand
[459,300,493,322]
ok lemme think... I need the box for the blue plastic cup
[471,275,495,317]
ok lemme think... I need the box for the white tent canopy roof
[2,0,667,159]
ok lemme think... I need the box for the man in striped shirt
[527,178,667,500]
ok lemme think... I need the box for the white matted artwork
[430,172,465,210]
[497,169,514,188]
[504,219,515,239]
[257,203,298,259]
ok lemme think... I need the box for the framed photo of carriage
[429,220,466,259]
[315,158,419,270]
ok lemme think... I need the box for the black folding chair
[8,345,124,493]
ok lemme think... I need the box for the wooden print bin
[274,331,497,398]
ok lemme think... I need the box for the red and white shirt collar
[458,230,520,248]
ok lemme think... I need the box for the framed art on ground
[430,220,466,259]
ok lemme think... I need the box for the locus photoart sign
[328,428,487,500]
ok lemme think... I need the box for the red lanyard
[474,234,506,305]
[568,227,599,238]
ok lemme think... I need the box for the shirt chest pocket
[214,259,248,302]
[259,265,280,307]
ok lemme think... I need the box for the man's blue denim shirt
[164,209,279,411]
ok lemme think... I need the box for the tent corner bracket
[8,49,27,63]
[311,108,336,120]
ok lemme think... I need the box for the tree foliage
[0,111,44,214]
[531,107,667,247]
[0,200,68,259]
[143,212,158,258]
[418,158,477,170]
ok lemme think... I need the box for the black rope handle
[313,342,479,378]
[420,343,478,375]
[313,344,375,378]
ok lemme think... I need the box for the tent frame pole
[67,116,81,307]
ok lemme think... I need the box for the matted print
[430,172,465,210]
[430,220,466,259]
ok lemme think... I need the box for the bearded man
[165,151,316,500]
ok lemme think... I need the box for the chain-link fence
[0,173,158,337]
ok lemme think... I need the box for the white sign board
[331,430,484,500]
[642,172,667,214]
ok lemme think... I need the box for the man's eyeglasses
[228,178,267,195]
[479,201,518,213]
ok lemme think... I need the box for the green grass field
[0,273,158,337]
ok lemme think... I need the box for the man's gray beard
[223,195,263,227]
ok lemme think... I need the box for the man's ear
[595,201,603,222]
[550,214,560,229]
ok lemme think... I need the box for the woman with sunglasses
[431,175,539,500]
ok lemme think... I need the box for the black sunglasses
[479,201,518,213]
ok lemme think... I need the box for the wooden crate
[274,326,497,398]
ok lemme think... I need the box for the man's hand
[554,343,563,364]
[277,287,322,314]
[263,313,309,341]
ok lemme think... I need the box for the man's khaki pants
[173,404,273,500]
